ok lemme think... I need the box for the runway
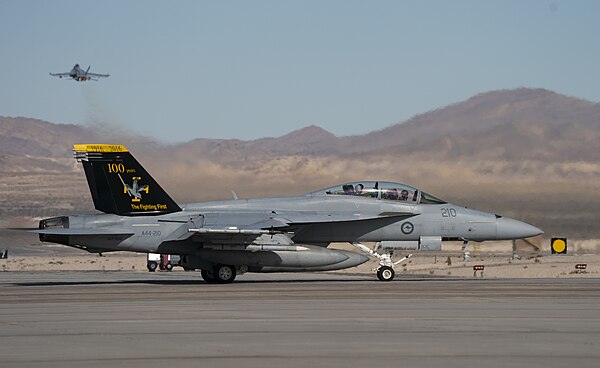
[1,272,599,368]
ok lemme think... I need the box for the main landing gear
[351,243,412,282]
[201,264,237,284]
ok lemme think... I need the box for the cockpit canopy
[310,181,447,205]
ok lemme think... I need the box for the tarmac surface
[1,271,599,368]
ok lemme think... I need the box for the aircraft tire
[214,264,237,284]
[165,263,173,271]
[147,261,158,272]
[377,266,395,281]
[201,269,218,284]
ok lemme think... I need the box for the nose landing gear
[377,266,395,281]
[351,243,412,281]
[461,239,470,261]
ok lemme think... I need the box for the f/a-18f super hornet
[50,64,109,81]
[34,144,543,283]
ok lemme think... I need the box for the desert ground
[3,251,600,280]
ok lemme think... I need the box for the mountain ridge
[3,87,599,164]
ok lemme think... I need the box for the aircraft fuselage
[40,194,540,255]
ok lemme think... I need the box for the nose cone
[496,217,543,240]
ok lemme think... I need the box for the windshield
[312,181,446,204]
[419,191,447,204]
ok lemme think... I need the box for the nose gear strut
[351,242,412,281]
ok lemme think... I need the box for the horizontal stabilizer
[32,228,134,236]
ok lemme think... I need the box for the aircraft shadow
[12,274,462,287]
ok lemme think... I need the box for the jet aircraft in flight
[34,144,543,283]
[50,64,109,81]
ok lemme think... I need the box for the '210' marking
[441,208,457,217]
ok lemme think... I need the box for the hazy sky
[1,0,599,142]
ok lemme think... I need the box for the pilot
[400,189,409,201]
[386,188,399,200]
[342,184,354,195]
[355,183,364,195]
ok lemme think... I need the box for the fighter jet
[50,64,109,81]
[34,144,543,283]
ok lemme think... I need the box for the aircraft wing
[276,211,415,226]
[186,211,416,245]
[280,212,417,242]
[49,72,70,77]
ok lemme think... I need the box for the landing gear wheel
[147,261,158,272]
[201,269,218,284]
[377,266,395,281]
[165,263,173,271]
[214,264,236,284]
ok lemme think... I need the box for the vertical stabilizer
[73,144,181,216]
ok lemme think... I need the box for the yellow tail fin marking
[73,144,128,153]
